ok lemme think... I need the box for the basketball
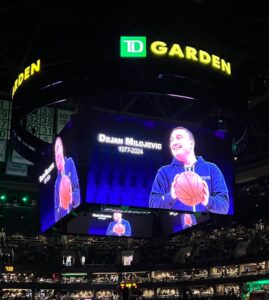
[113,223,125,235]
[184,214,193,226]
[59,174,72,210]
[174,171,204,206]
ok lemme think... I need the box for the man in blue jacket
[54,137,81,222]
[149,127,229,214]
[106,211,132,237]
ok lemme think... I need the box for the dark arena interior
[1,1,269,299]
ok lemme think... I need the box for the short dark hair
[171,127,195,144]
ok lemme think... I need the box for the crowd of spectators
[1,219,269,269]
[0,286,242,299]
[1,260,267,286]
[2,217,268,299]
[0,289,120,299]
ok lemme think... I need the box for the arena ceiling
[0,0,269,172]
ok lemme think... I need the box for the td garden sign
[120,36,231,76]
[11,38,231,99]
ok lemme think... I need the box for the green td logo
[120,36,147,57]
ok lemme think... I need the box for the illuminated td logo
[120,36,147,57]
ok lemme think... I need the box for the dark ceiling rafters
[0,0,269,170]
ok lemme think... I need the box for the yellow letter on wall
[31,59,41,75]
[168,44,185,58]
[150,41,168,55]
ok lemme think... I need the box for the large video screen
[86,111,234,215]
[66,209,209,238]
[66,210,153,238]
[160,212,211,237]
[39,126,83,233]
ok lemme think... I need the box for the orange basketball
[184,214,193,226]
[59,174,72,210]
[174,171,204,206]
[113,223,125,235]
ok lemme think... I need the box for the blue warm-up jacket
[55,157,81,222]
[149,156,229,214]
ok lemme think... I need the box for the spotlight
[21,195,30,205]
[0,193,7,201]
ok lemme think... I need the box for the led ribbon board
[120,36,231,75]
[12,59,41,98]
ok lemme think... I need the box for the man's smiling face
[170,128,194,161]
